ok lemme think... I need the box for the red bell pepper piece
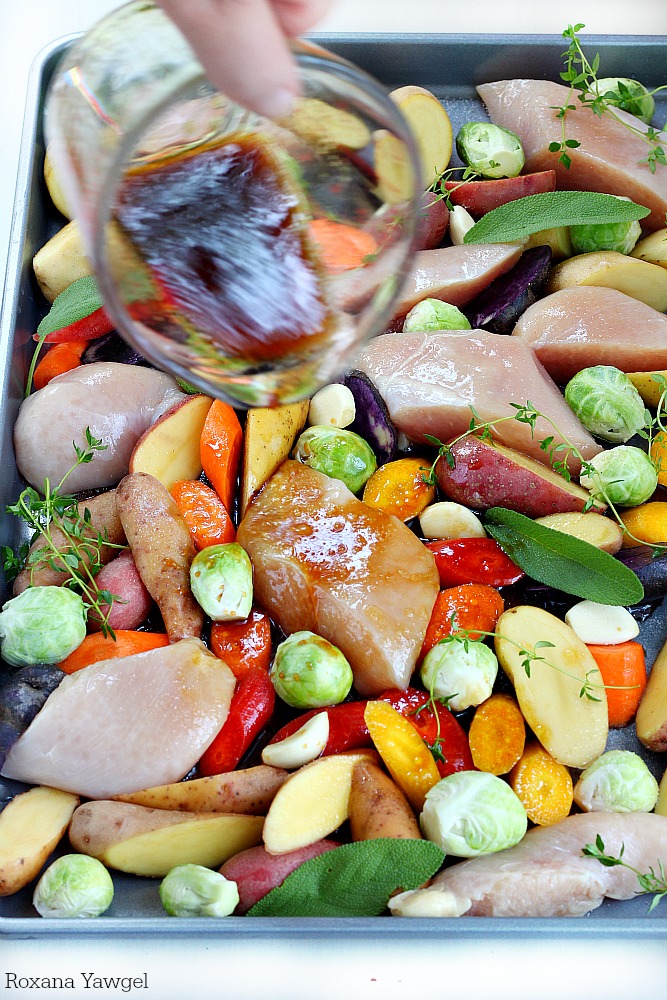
[425,537,524,588]
[380,687,474,778]
[197,668,275,776]
[266,700,371,756]
[34,307,115,343]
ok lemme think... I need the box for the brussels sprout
[594,77,656,124]
[580,446,658,508]
[570,198,642,255]
[420,636,498,712]
[293,426,377,493]
[33,854,114,918]
[270,630,353,709]
[402,298,471,333]
[573,750,659,813]
[0,587,86,668]
[564,365,647,443]
[420,771,527,857]
[455,122,525,179]
[190,543,253,621]
[159,864,239,917]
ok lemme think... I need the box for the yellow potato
[631,227,667,268]
[240,401,309,517]
[32,220,92,302]
[494,605,608,768]
[547,251,667,311]
[656,768,667,817]
[44,145,71,218]
[69,801,263,876]
[389,85,453,190]
[112,764,288,814]
[636,639,667,751]
[626,370,667,408]
[0,786,79,896]
[348,759,421,842]
[533,512,623,554]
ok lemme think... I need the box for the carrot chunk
[309,218,377,273]
[210,609,272,680]
[420,583,504,659]
[362,458,435,522]
[58,631,170,673]
[171,479,236,550]
[509,742,573,826]
[33,340,88,390]
[586,640,647,728]
[200,400,243,515]
[468,693,525,775]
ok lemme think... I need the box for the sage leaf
[246,839,445,917]
[464,191,650,245]
[37,275,104,337]
[484,507,644,606]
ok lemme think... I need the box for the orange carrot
[309,218,377,274]
[586,640,647,728]
[420,583,504,659]
[58,630,170,673]
[468,693,525,775]
[210,609,272,680]
[362,458,435,522]
[509,742,573,827]
[200,400,243,515]
[33,340,88,390]
[171,479,236,550]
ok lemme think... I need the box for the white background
[2,1,667,996]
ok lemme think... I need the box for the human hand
[156,0,336,118]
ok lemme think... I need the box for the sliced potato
[656,768,667,817]
[0,786,79,896]
[626,370,667,408]
[262,751,374,855]
[112,764,288,814]
[240,401,309,517]
[348,759,421,842]
[494,605,608,769]
[33,220,93,303]
[69,801,263,876]
[373,130,414,205]
[285,97,371,150]
[546,251,667,311]
[533,512,623,554]
[44,145,71,218]
[631,227,667,268]
[389,85,453,190]
[636,639,667,751]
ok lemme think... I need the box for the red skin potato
[443,170,557,217]
[88,549,154,631]
[415,191,450,249]
[435,435,603,518]
[220,840,340,914]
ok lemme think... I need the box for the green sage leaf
[464,191,650,245]
[37,276,104,337]
[246,839,445,917]
[484,507,644,606]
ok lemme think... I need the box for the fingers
[271,0,337,36]
[157,0,308,118]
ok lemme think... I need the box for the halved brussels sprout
[402,298,471,333]
[580,446,658,508]
[420,771,527,857]
[159,864,239,917]
[0,587,86,667]
[190,543,253,621]
[455,123,525,179]
[270,630,353,709]
[420,636,498,712]
[571,197,642,255]
[564,366,647,443]
[574,750,659,813]
[33,854,114,918]
[293,426,377,493]
[594,77,655,124]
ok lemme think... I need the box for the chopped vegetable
[574,750,659,813]
[170,479,236,550]
[200,400,243,516]
[58,631,170,674]
[292,425,377,493]
[570,200,642,255]
[308,218,377,273]
[425,536,525,588]
[270,631,353,709]
[0,588,86,667]
[341,370,398,465]
[159,864,239,917]
[586,641,647,728]
[196,667,275,777]
[468,693,526,775]
[209,609,272,679]
[564,366,647,443]
[362,457,435,521]
[420,583,504,658]
[420,635,498,712]
[34,276,114,344]
[32,854,114,918]
[455,122,525,179]
[380,687,474,778]
[190,543,253,622]
[33,340,87,390]
[580,446,658,508]
[420,771,528,857]
[402,298,471,332]
[364,700,441,811]
[509,742,574,826]
[464,245,553,336]
[620,502,667,547]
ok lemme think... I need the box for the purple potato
[465,245,552,335]
[82,332,151,367]
[341,370,398,464]
[0,665,65,768]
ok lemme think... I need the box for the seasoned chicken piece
[354,330,602,475]
[236,461,439,697]
[477,79,667,231]
[14,362,183,493]
[1,639,235,799]
[389,812,667,917]
[512,286,667,383]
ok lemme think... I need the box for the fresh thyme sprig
[2,429,125,636]
[551,24,667,172]
[583,835,667,912]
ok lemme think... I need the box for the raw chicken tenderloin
[389,812,667,918]
[14,362,184,492]
[512,286,667,383]
[236,461,439,697]
[1,639,235,798]
[477,79,667,232]
[354,330,602,475]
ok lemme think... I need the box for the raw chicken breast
[389,812,667,917]
[1,638,235,798]
[477,79,667,231]
[14,362,183,493]
[513,286,667,383]
[354,330,602,475]
[236,461,439,697]
[392,244,523,322]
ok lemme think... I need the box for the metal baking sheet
[1,32,667,938]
